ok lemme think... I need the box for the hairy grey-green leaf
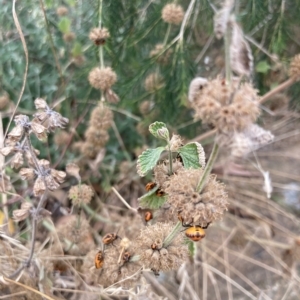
[137,147,165,177]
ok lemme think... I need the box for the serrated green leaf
[58,17,71,34]
[149,122,169,141]
[138,186,167,209]
[255,61,271,73]
[137,147,165,177]
[178,142,205,169]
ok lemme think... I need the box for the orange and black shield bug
[102,232,120,245]
[145,182,157,191]
[156,189,165,197]
[95,250,104,269]
[185,226,206,242]
[144,211,153,222]
[122,251,131,262]
[176,153,184,165]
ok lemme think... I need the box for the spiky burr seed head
[89,104,113,130]
[89,27,110,45]
[190,77,260,133]
[144,72,164,92]
[88,67,117,91]
[56,6,68,16]
[162,3,184,25]
[150,43,173,64]
[56,215,95,256]
[153,159,185,188]
[68,184,94,205]
[164,168,228,228]
[289,54,300,81]
[54,131,71,147]
[134,222,189,274]
[66,163,80,179]
[63,32,76,43]
[83,247,142,288]
[84,127,109,148]
[139,100,153,115]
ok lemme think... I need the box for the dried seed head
[33,176,46,197]
[162,3,184,25]
[72,55,86,66]
[230,20,253,77]
[134,222,189,273]
[10,152,24,169]
[169,134,183,152]
[66,163,80,180]
[68,184,94,205]
[19,168,36,181]
[214,0,234,39]
[89,104,113,130]
[50,169,66,184]
[81,141,98,159]
[0,174,12,192]
[0,93,10,110]
[63,32,76,43]
[219,124,274,158]
[153,159,184,187]
[139,100,153,115]
[83,247,141,288]
[289,54,300,81]
[84,127,109,148]
[34,100,69,132]
[190,77,260,133]
[188,77,208,102]
[0,146,14,156]
[7,125,24,145]
[13,202,33,222]
[56,215,95,255]
[30,121,47,141]
[88,67,117,91]
[144,73,164,92]
[120,237,131,250]
[34,98,48,110]
[39,159,50,169]
[54,131,71,146]
[165,169,228,227]
[56,6,68,16]
[150,43,173,64]
[89,27,110,45]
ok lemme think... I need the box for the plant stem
[163,221,182,248]
[111,187,137,212]
[196,142,219,193]
[224,24,232,84]
[168,145,173,175]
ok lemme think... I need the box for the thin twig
[111,187,137,212]
[4,0,29,140]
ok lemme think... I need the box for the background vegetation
[0,0,300,299]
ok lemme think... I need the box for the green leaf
[149,122,169,141]
[137,147,165,177]
[65,0,76,6]
[58,17,71,34]
[255,61,271,73]
[178,142,205,169]
[138,186,167,209]
[71,42,82,56]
